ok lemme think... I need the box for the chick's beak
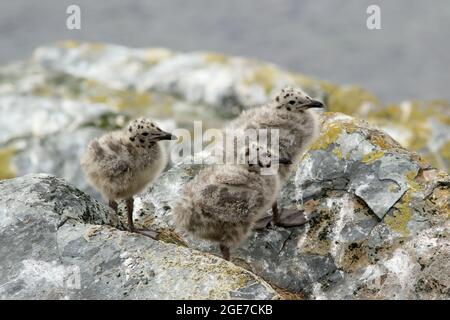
[277,157,292,165]
[306,100,325,109]
[155,130,177,141]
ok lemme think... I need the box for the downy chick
[173,143,289,260]
[81,117,176,238]
[226,86,324,227]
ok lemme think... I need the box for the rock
[0,42,448,299]
[137,112,450,299]
[13,127,105,200]
[0,94,125,194]
[13,41,450,170]
[0,94,117,146]
[295,113,420,220]
[0,174,280,300]
[0,42,449,186]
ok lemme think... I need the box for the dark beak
[278,157,292,165]
[306,100,325,109]
[154,131,177,141]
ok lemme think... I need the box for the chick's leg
[219,244,231,261]
[108,200,118,213]
[253,214,272,230]
[125,197,159,240]
[272,201,307,228]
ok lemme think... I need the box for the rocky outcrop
[0,174,280,300]
[0,42,448,299]
[0,41,449,174]
[136,113,449,299]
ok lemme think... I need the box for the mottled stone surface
[0,94,116,146]
[1,41,449,173]
[0,42,449,299]
[0,174,279,300]
[137,113,450,299]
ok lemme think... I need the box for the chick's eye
[289,100,295,105]
[142,132,149,136]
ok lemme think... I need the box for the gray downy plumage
[173,143,283,260]
[225,86,324,227]
[81,117,176,238]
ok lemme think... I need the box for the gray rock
[0,95,116,147]
[0,174,280,300]
[13,127,105,200]
[136,113,450,299]
[294,118,420,219]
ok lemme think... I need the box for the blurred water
[1,0,449,103]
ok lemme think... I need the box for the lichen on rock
[0,174,279,300]
[136,111,449,299]
[0,42,448,300]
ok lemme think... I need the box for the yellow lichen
[115,91,153,111]
[440,140,450,162]
[204,53,229,65]
[362,150,385,164]
[367,104,403,122]
[87,42,106,52]
[83,225,103,242]
[405,170,421,191]
[342,122,358,134]
[332,147,344,160]
[310,123,343,150]
[243,64,278,94]
[385,193,412,237]
[145,48,173,64]
[157,229,188,247]
[0,147,16,180]
[60,40,80,49]
[370,133,395,150]
[320,82,379,115]
[388,183,399,192]
[148,246,271,299]
[407,126,431,151]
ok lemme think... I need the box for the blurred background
[1,0,450,102]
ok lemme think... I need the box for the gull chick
[81,117,176,238]
[227,86,324,227]
[173,144,289,260]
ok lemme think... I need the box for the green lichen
[0,147,16,180]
